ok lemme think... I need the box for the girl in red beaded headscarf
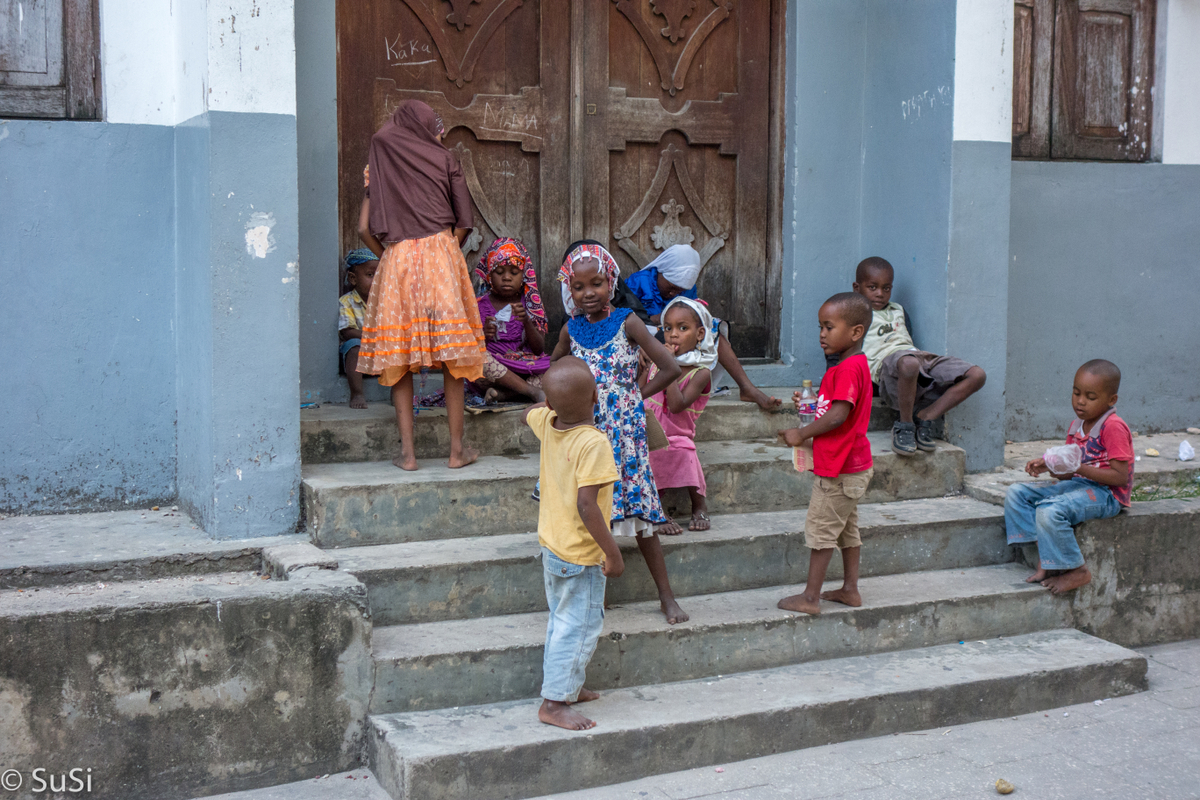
[472,237,551,403]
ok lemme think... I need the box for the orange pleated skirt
[357,229,485,385]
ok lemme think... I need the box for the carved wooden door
[579,1,784,357]
[336,0,571,303]
[337,1,783,355]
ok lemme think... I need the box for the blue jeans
[541,547,606,702]
[1004,479,1120,570]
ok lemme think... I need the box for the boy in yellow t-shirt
[522,356,623,731]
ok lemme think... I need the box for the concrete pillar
[946,0,1013,472]
[175,0,301,538]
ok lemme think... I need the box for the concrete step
[303,433,964,548]
[0,510,305,590]
[965,430,1200,506]
[300,393,900,464]
[368,629,1147,800]
[337,496,1004,626]
[369,563,1071,713]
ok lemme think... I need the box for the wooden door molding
[605,88,739,154]
[612,143,727,269]
[611,0,735,95]
[373,80,545,152]
[397,0,525,87]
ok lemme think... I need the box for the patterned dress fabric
[568,307,668,526]
[646,366,711,494]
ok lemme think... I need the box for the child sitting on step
[473,237,550,403]
[777,293,875,616]
[1004,359,1133,595]
[523,357,623,731]
[643,297,715,534]
[852,257,986,457]
[551,240,690,625]
[339,248,379,409]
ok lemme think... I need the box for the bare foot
[661,596,689,624]
[349,392,368,410]
[778,593,821,615]
[820,587,862,607]
[741,386,783,410]
[448,445,479,469]
[392,453,419,471]
[1043,565,1091,595]
[1024,568,1049,584]
[569,688,600,704]
[538,699,596,731]
[483,388,500,405]
[689,511,710,531]
[656,519,684,536]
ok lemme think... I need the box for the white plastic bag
[493,304,513,323]
[1043,443,1083,474]
[1180,440,1196,462]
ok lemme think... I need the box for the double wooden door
[337,0,785,356]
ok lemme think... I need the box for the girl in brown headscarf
[357,100,485,470]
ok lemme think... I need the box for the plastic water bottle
[797,380,817,425]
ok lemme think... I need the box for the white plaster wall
[1162,0,1200,164]
[99,0,294,125]
[952,0,1012,143]
[100,0,178,125]
[206,0,297,116]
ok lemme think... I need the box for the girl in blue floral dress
[551,240,689,624]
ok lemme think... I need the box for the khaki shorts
[805,468,874,550]
[877,350,975,411]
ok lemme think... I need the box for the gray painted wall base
[1007,162,1200,440]
[175,111,302,539]
[0,120,177,514]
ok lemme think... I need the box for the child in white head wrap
[648,245,702,293]
[643,296,716,533]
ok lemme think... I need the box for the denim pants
[541,547,606,702]
[1004,478,1120,570]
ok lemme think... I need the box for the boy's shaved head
[824,291,874,330]
[855,256,894,283]
[1078,359,1121,394]
[543,356,598,422]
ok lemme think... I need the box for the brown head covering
[366,100,473,243]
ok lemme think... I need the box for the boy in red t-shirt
[1004,359,1134,595]
[777,292,875,616]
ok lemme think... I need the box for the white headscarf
[647,244,702,291]
[661,296,718,371]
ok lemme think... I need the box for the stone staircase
[298,393,1157,800]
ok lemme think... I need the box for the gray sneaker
[892,422,917,457]
[915,419,937,452]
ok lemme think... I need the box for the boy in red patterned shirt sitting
[1004,359,1134,594]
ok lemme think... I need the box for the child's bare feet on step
[661,595,689,624]
[483,388,500,405]
[656,519,684,536]
[778,593,821,616]
[820,587,862,607]
[349,392,368,410]
[1024,567,1049,584]
[448,445,479,469]
[741,386,782,411]
[539,699,596,731]
[689,511,710,531]
[568,688,600,704]
[392,452,419,471]
[1043,565,1091,594]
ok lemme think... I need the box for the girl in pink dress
[643,297,718,534]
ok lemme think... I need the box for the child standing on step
[551,240,690,624]
[1004,359,1133,595]
[523,357,623,731]
[777,293,875,616]
[643,297,715,534]
[356,99,485,471]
